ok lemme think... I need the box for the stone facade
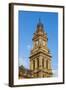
[29,20,53,78]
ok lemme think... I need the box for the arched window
[46,60,48,69]
[33,60,35,70]
[42,58,44,68]
[37,58,39,69]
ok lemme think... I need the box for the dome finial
[37,18,43,28]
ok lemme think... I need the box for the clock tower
[30,19,53,78]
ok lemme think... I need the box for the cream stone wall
[30,20,52,78]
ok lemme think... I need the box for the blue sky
[18,10,58,75]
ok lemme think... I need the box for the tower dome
[36,18,44,33]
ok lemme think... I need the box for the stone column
[30,60,33,70]
[44,58,46,69]
[48,60,51,70]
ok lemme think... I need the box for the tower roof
[36,18,44,33]
[32,19,47,41]
[37,18,43,28]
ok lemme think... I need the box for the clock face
[35,39,46,46]
[39,39,46,46]
[39,39,42,44]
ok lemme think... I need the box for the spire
[36,18,44,33]
[37,18,43,28]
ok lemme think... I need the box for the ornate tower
[30,19,52,78]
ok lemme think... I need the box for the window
[37,58,39,69]
[42,58,44,68]
[46,60,48,69]
[33,60,35,70]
